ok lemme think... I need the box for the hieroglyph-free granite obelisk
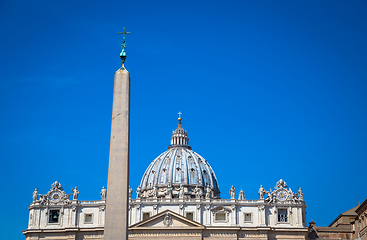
[104,28,131,240]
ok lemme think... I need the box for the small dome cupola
[168,112,191,150]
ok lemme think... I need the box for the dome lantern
[168,113,191,150]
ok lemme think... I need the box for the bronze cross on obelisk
[118,27,131,63]
[118,27,130,48]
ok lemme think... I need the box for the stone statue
[238,187,245,200]
[100,186,107,200]
[258,185,267,200]
[51,181,63,191]
[194,185,201,199]
[206,185,211,199]
[129,186,133,199]
[72,187,79,200]
[179,184,184,198]
[153,186,158,198]
[166,182,172,198]
[288,188,294,201]
[40,194,47,204]
[136,186,141,199]
[230,186,235,199]
[298,188,303,201]
[32,188,39,202]
[275,179,287,189]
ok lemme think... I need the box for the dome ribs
[137,118,221,199]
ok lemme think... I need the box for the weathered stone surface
[104,67,131,240]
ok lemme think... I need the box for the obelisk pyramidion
[104,28,131,240]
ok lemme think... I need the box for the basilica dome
[139,117,220,199]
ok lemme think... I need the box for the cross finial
[118,27,131,63]
[178,112,182,122]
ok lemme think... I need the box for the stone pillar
[136,205,141,223]
[196,205,201,223]
[28,209,34,228]
[44,208,48,227]
[258,205,266,226]
[231,205,237,226]
[104,66,130,240]
[60,207,64,227]
[289,207,293,226]
[70,206,77,227]
[205,205,211,225]
[98,205,105,226]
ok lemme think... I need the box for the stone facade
[308,198,367,240]
[23,109,309,240]
[354,198,367,240]
[23,179,308,240]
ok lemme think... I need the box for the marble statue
[136,186,141,199]
[298,188,303,201]
[166,182,172,198]
[230,186,235,199]
[129,186,133,199]
[100,186,107,200]
[179,184,184,198]
[72,187,79,200]
[238,187,245,200]
[194,185,202,199]
[32,188,38,202]
[40,194,47,204]
[275,179,287,189]
[51,181,63,191]
[258,185,268,200]
[206,185,211,199]
[153,186,158,198]
[288,188,294,201]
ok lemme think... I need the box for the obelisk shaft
[104,67,130,240]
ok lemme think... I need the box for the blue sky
[1,0,367,239]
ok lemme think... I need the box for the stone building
[354,198,367,240]
[308,198,367,240]
[23,118,309,240]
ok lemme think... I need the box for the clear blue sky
[1,0,366,239]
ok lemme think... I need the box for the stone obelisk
[104,28,131,240]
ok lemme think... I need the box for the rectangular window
[143,212,150,221]
[215,213,226,222]
[278,209,288,223]
[244,213,252,222]
[85,214,93,224]
[49,210,60,223]
[186,212,193,221]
